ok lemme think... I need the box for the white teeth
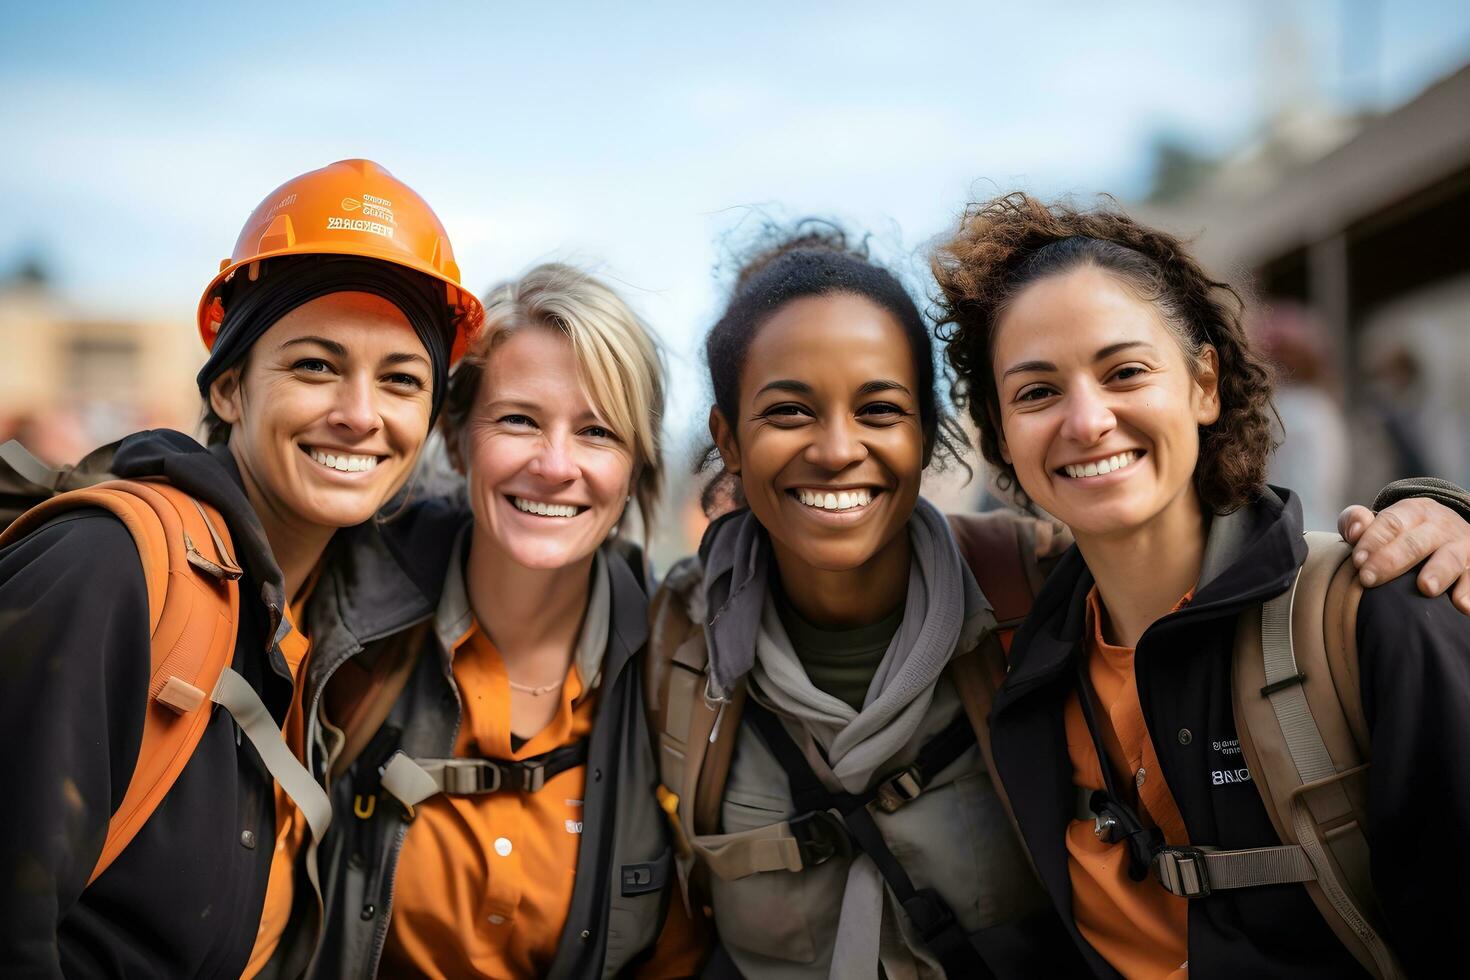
[795,488,874,511]
[308,448,379,473]
[1064,451,1137,479]
[512,497,579,518]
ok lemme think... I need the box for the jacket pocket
[707,791,826,965]
[606,846,675,972]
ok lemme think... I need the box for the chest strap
[742,699,995,980]
[1073,649,1318,900]
[379,739,589,810]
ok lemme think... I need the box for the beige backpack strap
[1233,531,1402,978]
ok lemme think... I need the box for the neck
[465,531,593,668]
[771,529,910,629]
[1073,490,1208,648]
[230,445,334,605]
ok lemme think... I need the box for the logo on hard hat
[341,197,362,211]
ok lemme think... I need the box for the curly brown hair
[930,192,1278,514]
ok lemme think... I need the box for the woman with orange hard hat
[0,159,479,978]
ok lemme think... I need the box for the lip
[1053,449,1146,486]
[783,487,885,525]
[503,493,589,519]
[299,444,389,480]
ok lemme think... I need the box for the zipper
[704,673,730,744]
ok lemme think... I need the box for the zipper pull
[703,673,730,745]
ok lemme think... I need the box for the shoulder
[644,556,708,713]
[2,508,146,593]
[1355,565,1470,714]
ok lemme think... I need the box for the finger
[1350,505,1414,584]
[1453,572,1470,616]
[1415,537,1469,597]
[1338,505,1374,543]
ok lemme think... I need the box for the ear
[709,406,741,475]
[209,368,244,426]
[988,404,1012,465]
[1193,345,1221,426]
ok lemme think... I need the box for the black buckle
[789,810,851,868]
[1154,846,1212,898]
[873,766,924,813]
[901,888,956,941]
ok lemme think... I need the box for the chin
[502,538,597,572]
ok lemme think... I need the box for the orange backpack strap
[1,480,244,883]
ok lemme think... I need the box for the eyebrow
[1001,340,1158,379]
[756,379,813,397]
[857,379,911,396]
[280,336,347,357]
[279,336,428,367]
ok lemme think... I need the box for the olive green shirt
[774,592,904,712]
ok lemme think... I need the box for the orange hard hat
[198,159,482,361]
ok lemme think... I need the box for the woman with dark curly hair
[930,192,1470,978]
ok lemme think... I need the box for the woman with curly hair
[930,193,1470,978]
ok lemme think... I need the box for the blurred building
[1141,61,1470,505]
[0,268,202,465]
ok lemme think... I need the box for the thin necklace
[508,678,565,697]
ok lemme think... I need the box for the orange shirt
[1064,587,1191,980]
[243,581,317,979]
[381,621,706,979]
[381,623,597,978]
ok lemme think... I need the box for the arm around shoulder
[1355,574,1470,975]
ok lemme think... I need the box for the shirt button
[494,837,513,857]
[240,830,257,849]
[1178,728,1193,745]
[488,914,506,925]
[1135,767,1147,788]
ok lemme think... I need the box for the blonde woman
[307,264,704,978]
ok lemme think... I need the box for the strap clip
[789,809,850,868]
[1154,846,1212,898]
[902,887,957,941]
[444,760,502,794]
[873,765,925,813]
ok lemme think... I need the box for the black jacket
[0,430,296,978]
[989,488,1470,979]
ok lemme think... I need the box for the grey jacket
[650,555,1076,980]
[301,504,678,979]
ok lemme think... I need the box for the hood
[112,430,286,615]
[998,487,1308,703]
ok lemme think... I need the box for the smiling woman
[0,159,480,978]
[309,263,706,979]
[645,223,1086,980]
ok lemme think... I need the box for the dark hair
[701,221,965,492]
[931,192,1277,514]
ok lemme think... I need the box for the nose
[1059,382,1117,447]
[526,432,582,484]
[804,416,869,472]
[326,374,383,437]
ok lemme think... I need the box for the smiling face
[210,290,433,532]
[991,265,1219,542]
[711,292,924,573]
[459,325,635,571]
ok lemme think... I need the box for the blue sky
[3,0,1468,435]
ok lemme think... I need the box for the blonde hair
[441,263,666,537]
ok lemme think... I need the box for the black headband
[196,255,455,424]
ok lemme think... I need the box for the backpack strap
[1232,531,1403,978]
[0,479,331,884]
[377,740,590,810]
[742,698,996,979]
